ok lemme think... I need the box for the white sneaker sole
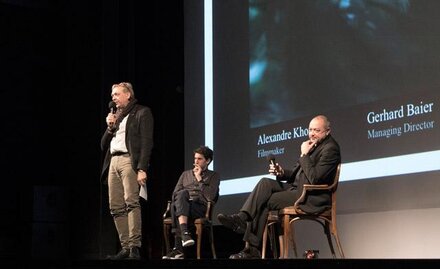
[170,254,184,259]
[182,239,195,247]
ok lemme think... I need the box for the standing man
[162,146,220,259]
[217,115,340,259]
[101,82,154,260]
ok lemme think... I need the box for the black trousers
[171,189,206,235]
[241,178,300,247]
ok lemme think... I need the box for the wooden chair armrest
[205,200,214,219]
[163,200,171,219]
[293,184,330,207]
[303,184,329,190]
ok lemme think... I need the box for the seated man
[162,146,220,259]
[217,115,341,259]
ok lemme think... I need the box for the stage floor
[6,258,440,269]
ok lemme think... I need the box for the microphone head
[108,101,117,112]
[266,154,275,164]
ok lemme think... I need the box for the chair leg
[332,230,345,258]
[195,223,202,259]
[163,223,171,256]
[209,225,217,259]
[290,221,298,258]
[278,234,284,258]
[282,215,290,258]
[268,223,278,258]
[284,218,300,258]
[324,222,337,258]
[261,220,268,259]
[262,219,278,259]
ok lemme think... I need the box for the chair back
[330,163,341,220]
[292,163,341,213]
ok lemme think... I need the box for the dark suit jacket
[279,134,341,213]
[100,104,154,183]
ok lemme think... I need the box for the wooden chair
[262,163,344,259]
[162,200,217,259]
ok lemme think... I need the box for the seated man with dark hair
[162,146,220,259]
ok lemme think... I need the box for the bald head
[309,115,331,143]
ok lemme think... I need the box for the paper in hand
[140,184,148,201]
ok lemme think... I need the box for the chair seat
[280,206,332,217]
[194,218,210,225]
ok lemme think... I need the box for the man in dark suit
[100,82,154,260]
[218,115,340,259]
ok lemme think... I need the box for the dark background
[0,0,202,261]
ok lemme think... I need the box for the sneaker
[162,248,184,259]
[181,231,195,247]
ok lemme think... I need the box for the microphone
[108,101,117,114]
[267,154,281,177]
[266,154,276,166]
